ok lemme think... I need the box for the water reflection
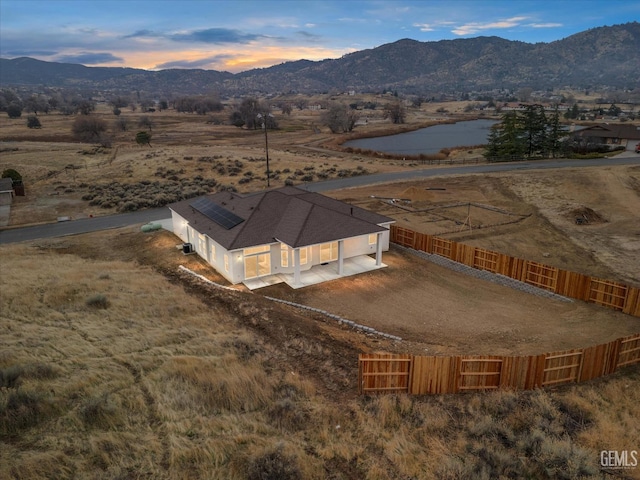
[344,119,498,155]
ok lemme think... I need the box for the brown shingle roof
[169,186,395,250]
[574,123,640,140]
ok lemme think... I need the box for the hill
[1,22,639,95]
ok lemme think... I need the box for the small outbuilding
[0,177,14,206]
[169,186,395,289]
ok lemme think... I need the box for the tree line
[484,105,569,161]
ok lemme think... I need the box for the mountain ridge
[1,22,638,96]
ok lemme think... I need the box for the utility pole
[256,113,273,187]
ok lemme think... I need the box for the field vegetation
[1,231,639,479]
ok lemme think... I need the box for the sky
[1,0,638,73]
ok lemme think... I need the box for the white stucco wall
[170,209,393,285]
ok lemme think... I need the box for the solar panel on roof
[190,197,244,230]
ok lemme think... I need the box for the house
[571,123,640,151]
[0,177,14,206]
[169,186,395,289]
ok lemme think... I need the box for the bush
[247,445,302,480]
[0,365,24,388]
[7,103,22,118]
[72,116,107,143]
[80,393,120,429]
[86,294,110,309]
[0,390,56,435]
[26,115,41,128]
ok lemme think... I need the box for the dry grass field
[2,101,640,478]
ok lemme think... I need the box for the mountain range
[1,22,638,97]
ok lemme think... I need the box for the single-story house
[0,177,14,206]
[169,186,395,289]
[571,123,640,151]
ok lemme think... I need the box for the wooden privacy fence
[390,225,640,317]
[359,333,640,395]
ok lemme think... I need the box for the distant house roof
[169,186,395,250]
[573,123,640,140]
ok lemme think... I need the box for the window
[198,233,206,254]
[281,245,308,267]
[209,242,216,263]
[299,247,308,265]
[245,253,271,279]
[224,254,229,272]
[320,242,338,262]
[244,245,270,256]
[369,233,377,245]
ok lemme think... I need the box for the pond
[344,119,498,155]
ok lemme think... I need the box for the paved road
[302,155,640,192]
[1,155,637,244]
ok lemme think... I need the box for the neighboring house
[169,186,395,289]
[572,123,640,151]
[0,177,14,206]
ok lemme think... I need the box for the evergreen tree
[496,111,526,158]
[521,104,547,157]
[545,108,568,158]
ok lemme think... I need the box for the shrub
[86,294,110,309]
[247,445,302,480]
[118,201,139,212]
[26,115,41,128]
[0,365,24,388]
[0,390,56,435]
[72,115,107,143]
[80,393,120,429]
[267,398,309,432]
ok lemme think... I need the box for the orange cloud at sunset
[90,45,352,73]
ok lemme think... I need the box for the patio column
[293,247,301,286]
[337,240,344,274]
[375,232,383,266]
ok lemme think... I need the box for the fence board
[579,343,612,382]
[617,334,640,368]
[556,270,591,300]
[458,357,503,391]
[409,356,458,394]
[358,354,412,394]
[589,278,628,311]
[623,287,640,316]
[524,261,558,292]
[432,237,452,259]
[474,248,499,273]
[542,350,582,387]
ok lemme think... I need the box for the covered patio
[242,255,387,290]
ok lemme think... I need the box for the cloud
[56,52,123,64]
[123,29,159,39]
[296,30,322,40]
[125,27,266,45]
[5,50,58,57]
[154,55,233,70]
[528,23,563,28]
[413,23,435,32]
[452,16,529,36]
[171,28,263,44]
